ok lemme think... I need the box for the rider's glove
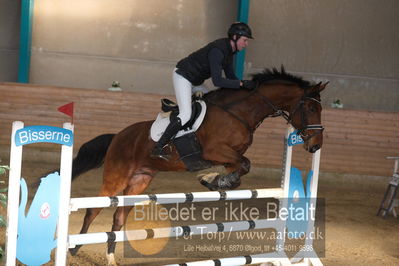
[241,80,257,90]
[194,91,204,99]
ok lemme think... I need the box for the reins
[257,88,325,140]
[206,99,254,133]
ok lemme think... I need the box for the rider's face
[235,36,250,51]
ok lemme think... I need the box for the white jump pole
[5,121,24,266]
[282,126,294,197]
[5,122,74,266]
[55,123,74,266]
[69,188,284,211]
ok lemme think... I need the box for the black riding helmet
[227,22,253,53]
[228,22,254,40]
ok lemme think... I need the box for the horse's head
[288,81,328,153]
[252,67,328,153]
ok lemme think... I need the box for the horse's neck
[229,85,301,130]
[205,85,301,131]
[264,84,301,111]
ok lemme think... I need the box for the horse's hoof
[229,180,241,190]
[69,245,81,256]
[198,172,220,191]
[199,179,219,191]
[106,252,118,265]
[198,172,241,191]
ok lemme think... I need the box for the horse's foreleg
[222,156,251,189]
[106,170,154,265]
[200,154,251,191]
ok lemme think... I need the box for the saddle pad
[150,100,207,142]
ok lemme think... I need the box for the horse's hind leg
[106,170,155,265]
[106,206,134,265]
[70,181,127,256]
[69,207,103,256]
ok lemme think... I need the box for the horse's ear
[308,82,321,94]
[319,81,329,92]
[308,81,328,95]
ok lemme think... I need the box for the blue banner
[15,125,73,146]
[287,167,313,239]
[288,130,304,146]
[17,173,61,265]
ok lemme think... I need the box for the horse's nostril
[310,144,320,153]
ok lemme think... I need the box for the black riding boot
[150,117,182,161]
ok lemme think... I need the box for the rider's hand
[194,91,204,99]
[241,80,257,90]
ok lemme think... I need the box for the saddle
[150,98,211,171]
[161,98,203,130]
[150,98,207,142]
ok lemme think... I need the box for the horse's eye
[309,106,316,113]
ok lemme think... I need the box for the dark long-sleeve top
[208,48,240,88]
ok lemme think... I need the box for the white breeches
[173,69,209,125]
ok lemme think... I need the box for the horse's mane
[251,66,312,89]
[204,66,313,102]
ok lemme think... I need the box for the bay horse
[69,67,327,264]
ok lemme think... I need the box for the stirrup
[150,146,171,161]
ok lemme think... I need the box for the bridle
[287,95,324,141]
[207,86,324,141]
[256,88,324,141]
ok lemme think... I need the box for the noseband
[256,89,324,141]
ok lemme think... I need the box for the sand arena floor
[1,162,398,266]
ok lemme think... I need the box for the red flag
[58,102,74,121]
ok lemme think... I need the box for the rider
[151,22,257,160]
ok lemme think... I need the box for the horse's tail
[71,134,115,181]
[37,134,115,187]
